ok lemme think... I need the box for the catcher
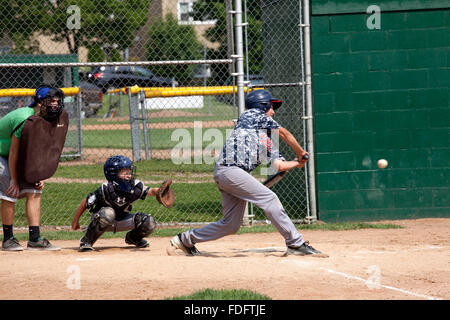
[71,155,174,252]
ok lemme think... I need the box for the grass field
[166,288,272,300]
[13,182,224,227]
[30,158,275,228]
[94,94,238,122]
[29,95,298,229]
[80,127,231,149]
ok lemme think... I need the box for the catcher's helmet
[245,89,282,112]
[30,85,65,120]
[104,155,136,193]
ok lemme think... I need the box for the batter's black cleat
[287,241,322,256]
[2,237,23,251]
[125,232,149,248]
[170,233,200,256]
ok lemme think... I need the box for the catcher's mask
[245,89,282,112]
[30,85,65,121]
[104,155,136,193]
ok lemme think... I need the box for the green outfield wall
[311,1,450,221]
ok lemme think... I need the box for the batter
[170,89,322,256]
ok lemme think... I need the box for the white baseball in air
[377,159,388,169]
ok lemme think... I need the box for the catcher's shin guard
[125,212,156,245]
[81,207,116,246]
[135,212,157,238]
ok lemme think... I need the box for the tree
[0,0,150,59]
[146,14,203,85]
[190,0,263,81]
[0,0,48,54]
[87,44,105,62]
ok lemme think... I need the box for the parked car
[0,96,32,117]
[87,66,178,92]
[79,81,103,118]
[216,74,264,105]
[193,64,211,79]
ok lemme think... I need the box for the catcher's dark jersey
[85,180,150,221]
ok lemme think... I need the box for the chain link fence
[0,0,313,229]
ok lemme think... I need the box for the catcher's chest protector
[18,110,69,183]
[103,182,143,213]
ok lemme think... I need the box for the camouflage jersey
[216,108,285,172]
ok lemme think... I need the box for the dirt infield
[60,147,222,165]
[0,218,448,300]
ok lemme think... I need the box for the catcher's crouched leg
[125,212,157,248]
[80,207,116,251]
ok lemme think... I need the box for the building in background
[130,0,218,61]
[0,0,216,63]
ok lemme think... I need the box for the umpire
[0,85,65,251]
[170,89,323,256]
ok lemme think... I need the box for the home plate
[240,247,286,253]
[76,257,97,261]
[166,245,185,256]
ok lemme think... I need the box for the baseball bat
[263,154,309,188]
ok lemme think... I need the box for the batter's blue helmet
[104,155,136,193]
[245,89,282,112]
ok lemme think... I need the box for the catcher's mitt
[156,179,174,208]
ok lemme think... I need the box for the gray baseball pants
[180,164,305,248]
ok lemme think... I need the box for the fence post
[140,90,150,160]
[77,90,83,157]
[302,0,318,223]
[119,89,123,117]
[234,0,253,226]
[128,88,142,161]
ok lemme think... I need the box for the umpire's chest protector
[18,110,69,183]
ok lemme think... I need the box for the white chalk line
[354,245,444,255]
[319,267,443,300]
[280,260,442,300]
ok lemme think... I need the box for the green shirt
[0,107,35,157]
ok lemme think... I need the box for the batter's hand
[295,153,309,168]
